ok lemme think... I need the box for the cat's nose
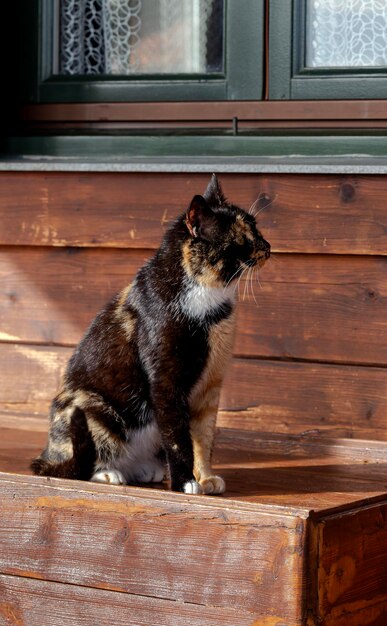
[263,240,271,259]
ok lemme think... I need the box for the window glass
[306,0,387,68]
[59,0,224,75]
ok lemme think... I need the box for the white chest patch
[180,282,235,320]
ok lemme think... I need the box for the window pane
[59,0,224,75]
[306,0,387,68]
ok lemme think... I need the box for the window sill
[2,134,387,174]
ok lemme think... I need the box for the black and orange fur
[31,175,270,494]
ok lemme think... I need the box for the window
[269,0,387,99]
[24,0,264,102]
[59,0,224,75]
[13,0,387,140]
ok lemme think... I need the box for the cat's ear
[186,195,217,242]
[203,173,226,206]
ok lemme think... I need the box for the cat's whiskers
[235,271,244,300]
[248,197,260,215]
[235,263,250,300]
[247,264,258,305]
[255,267,263,290]
[243,267,249,302]
[257,193,277,215]
[253,275,259,305]
[249,267,259,305]
[224,263,246,291]
[270,252,281,265]
[247,264,254,299]
[248,193,278,219]
[235,260,254,302]
[246,266,253,303]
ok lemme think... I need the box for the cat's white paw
[183,480,202,495]
[200,475,226,495]
[91,470,125,485]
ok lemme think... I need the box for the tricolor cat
[31,175,270,494]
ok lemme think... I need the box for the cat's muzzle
[254,239,271,266]
[262,239,271,259]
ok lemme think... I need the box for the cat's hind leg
[32,390,127,484]
[70,390,128,484]
[31,405,96,480]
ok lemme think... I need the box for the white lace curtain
[307,0,387,67]
[60,0,220,75]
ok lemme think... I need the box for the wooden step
[0,422,386,625]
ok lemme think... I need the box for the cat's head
[183,174,270,287]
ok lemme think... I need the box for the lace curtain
[306,0,387,67]
[59,0,223,75]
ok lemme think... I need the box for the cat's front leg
[190,385,226,495]
[151,389,201,494]
[166,427,203,494]
[166,426,203,495]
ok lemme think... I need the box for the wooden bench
[0,171,386,625]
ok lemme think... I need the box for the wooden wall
[0,172,386,440]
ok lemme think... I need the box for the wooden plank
[0,246,149,346]
[215,428,387,464]
[1,247,386,364]
[0,344,70,405]
[0,344,386,441]
[24,119,387,131]
[1,450,387,625]
[309,501,387,625]
[0,426,46,474]
[0,172,201,249]
[1,501,387,626]
[213,430,387,510]
[2,422,387,512]
[219,359,387,441]
[22,100,387,121]
[0,172,386,254]
[236,253,387,365]
[0,474,306,622]
[0,573,259,626]
[255,174,387,255]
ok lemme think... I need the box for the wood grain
[1,247,386,364]
[0,246,149,346]
[0,172,385,254]
[22,100,387,121]
[0,426,46,474]
[1,438,387,625]
[220,359,387,440]
[236,253,387,365]
[0,344,386,440]
[2,422,387,514]
[310,501,387,625]
[0,474,306,621]
[0,344,69,405]
[0,172,201,249]
[249,174,387,256]
[0,573,260,626]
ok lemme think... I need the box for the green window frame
[23,0,264,103]
[269,0,387,100]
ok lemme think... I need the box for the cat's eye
[241,238,254,253]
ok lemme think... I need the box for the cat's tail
[31,406,96,481]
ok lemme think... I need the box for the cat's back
[65,285,140,387]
